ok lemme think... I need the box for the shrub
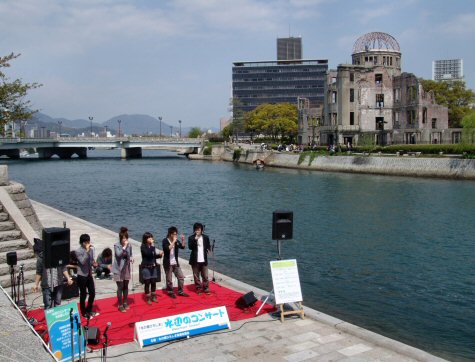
[232,148,242,161]
[202,146,212,155]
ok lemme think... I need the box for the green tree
[420,79,475,128]
[221,123,232,139]
[0,53,42,128]
[229,98,245,139]
[461,110,475,144]
[244,103,298,141]
[188,127,202,138]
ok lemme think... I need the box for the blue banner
[44,302,85,362]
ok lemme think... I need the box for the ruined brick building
[316,32,458,146]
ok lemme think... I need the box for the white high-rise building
[432,59,464,81]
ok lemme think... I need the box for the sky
[1,0,474,129]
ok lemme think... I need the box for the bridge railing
[0,136,203,144]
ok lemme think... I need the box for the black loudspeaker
[85,326,100,345]
[42,228,70,268]
[62,277,79,300]
[272,210,293,240]
[6,251,17,266]
[235,291,258,309]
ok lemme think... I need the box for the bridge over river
[0,137,203,159]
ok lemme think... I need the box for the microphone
[212,239,215,252]
[69,308,74,328]
[104,322,111,336]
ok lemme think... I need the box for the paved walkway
[6,200,446,362]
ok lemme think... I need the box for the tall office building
[432,59,464,81]
[277,37,302,60]
[232,59,328,114]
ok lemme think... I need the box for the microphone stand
[101,323,111,362]
[9,265,17,304]
[74,315,82,362]
[16,264,26,312]
[211,239,216,282]
[69,308,75,361]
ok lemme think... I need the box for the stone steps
[0,257,36,276]
[0,248,35,264]
[0,220,16,231]
[0,268,37,288]
[0,197,38,289]
[0,238,29,253]
[0,230,22,242]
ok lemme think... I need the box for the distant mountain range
[29,112,214,136]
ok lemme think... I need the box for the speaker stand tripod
[16,264,27,312]
[9,266,17,303]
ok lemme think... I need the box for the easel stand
[278,302,305,322]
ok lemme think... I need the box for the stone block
[0,166,8,186]
[15,200,32,209]
[10,193,27,202]
[5,183,25,194]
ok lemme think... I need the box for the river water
[3,151,474,361]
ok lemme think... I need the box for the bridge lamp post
[89,116,93,137]
[104,125,108,138]
[169,125,173,137]
[158,116,162,138]
[117,119,122,138]
[58,120,62,138]
[178,120,182,138]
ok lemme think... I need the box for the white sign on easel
[270,259,304,321]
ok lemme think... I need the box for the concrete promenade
[3,200,447,362]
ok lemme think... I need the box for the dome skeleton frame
[352,32,401,54]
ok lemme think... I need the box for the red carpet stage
[28,282,275,349]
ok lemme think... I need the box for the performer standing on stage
[33,246,74,309]
[76,234,99,318]
[188,223,212,295]
[112,227,133,312]
[140,232,163,305]
[162,226,189,298]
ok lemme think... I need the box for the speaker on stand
[272,211,293,259]
[42,228,70,268]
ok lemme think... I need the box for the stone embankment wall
[190,146,475,180]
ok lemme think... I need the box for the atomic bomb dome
[352,32,400,54]
[351,32,401,73]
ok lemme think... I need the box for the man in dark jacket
[188,223,212,295]
[162,226,189,298]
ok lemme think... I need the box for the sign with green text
[44,302,85,362]
[270,259,303,304]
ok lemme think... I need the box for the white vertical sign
[270,259,303,304]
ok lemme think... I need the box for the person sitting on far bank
[33,242,74,309]
[162,226,189,298]
[188,223,212,295]
[95,247,112,279]
[76,233,99,318]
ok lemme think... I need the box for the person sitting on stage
[162,226,189,298]
[112,227,133,312]
[95,247,112,279]
[32,242,74,309]
[76,233,99,318]
[140,232,164,305]
[188,222,212,295]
